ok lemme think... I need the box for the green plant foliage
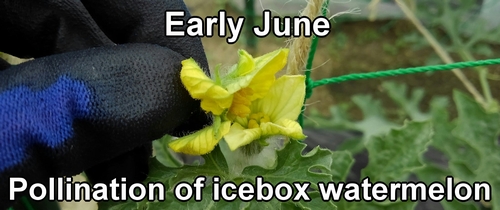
[305,81,496,209]
[100,140,354,210]
[356,28,381,45]
[361,121,432,183]
[335,121,432,210]
[152,135,183,168]
[305,94,398,143]
[449,91,500,209]
[416,0,500,46]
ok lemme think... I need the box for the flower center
[228,87,254,118]
[248,112,270,129]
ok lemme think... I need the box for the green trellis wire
[298,57,500,126]
[297,0,500,126]
[297,0,330,125]
[311,58,500,89]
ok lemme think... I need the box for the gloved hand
[0,0,211,209]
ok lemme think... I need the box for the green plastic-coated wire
[298,57,500,126]
[298,0,330,126]
[304,0,329,98]
[312,58,500,88]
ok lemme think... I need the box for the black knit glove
[0,0,210,209]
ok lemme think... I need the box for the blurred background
[186,0,500,119]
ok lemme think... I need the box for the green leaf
[345,201,417,210]
[146,185,249,210]
[304,84,436,162]
[415,164,480,210]
[281,192,337,210]
[325,95,398,144]
[304,95,397,144]
[98,200,139,210]
[329,151,354,182]
[168,145,230,185]
[449,91,500,210]
[428,96,482,170]
[440,201,479,210]
[152,135,183,168]
[428,96,485,183]
[362,121,433,182]
[98,159,176,210]
[381,81,430,121]
[304,105,349,128]
[242,141,349,190]
[473,44,494,57]
[414,164,448,184]
[350,95,399,143]
[102,140,351,210]
[452,91,500,151]
[145,158,178,188]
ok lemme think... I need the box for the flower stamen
[229,87,254,118]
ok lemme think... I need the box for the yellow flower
[169,121,232,155]
[225,49,289,118]
[224,75,307,151]
[179,48,289,117]
[170,48,290,155]
[180,59,233,115]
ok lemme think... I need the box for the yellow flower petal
[199,99,223,115]
[169,121,231,155]
[228,88,253,118]
[180,58,233,114]
[252,75,306,122]
[260,119,306,140]
[253,48,289,72]
[224,123,262,151]
[224,48,288,95]
[180,58,217,99]
[247,48,289,100]
[235,49,255,76]
[228,102,251,118]
[234,116,249,128]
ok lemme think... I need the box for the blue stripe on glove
[0,76,92,172]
